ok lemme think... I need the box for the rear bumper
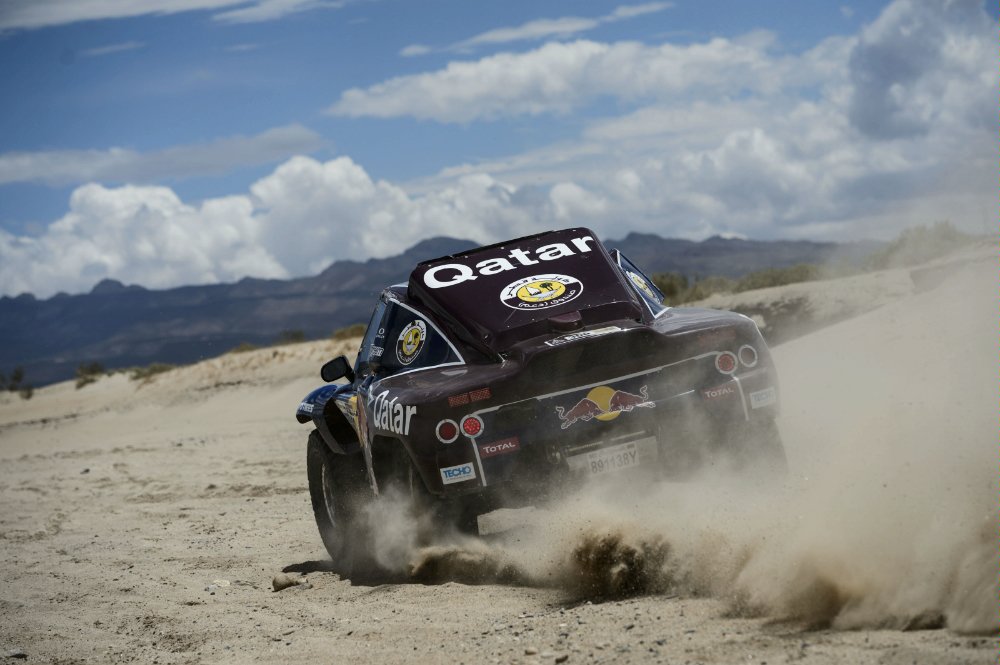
[419,355,780,498]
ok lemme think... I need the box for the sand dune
[0,245,995,664]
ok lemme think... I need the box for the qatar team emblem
[627,270,658,301]
[500,274,583,310]
[396,320,426,365]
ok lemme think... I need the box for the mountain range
[1,233,877,386]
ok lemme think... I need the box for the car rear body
[297,228,780,503]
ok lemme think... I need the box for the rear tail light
[460,415,484,438]
[448,387,492,407]
[738,344,758,368]
[436,419,459,444]
[447,394,470,407]
[715,351,737,374]
[469,387,491,402]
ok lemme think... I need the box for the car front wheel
[306,431,371,573]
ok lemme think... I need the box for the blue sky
[0,0,996,297]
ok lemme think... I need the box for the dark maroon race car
[296,228,785,565]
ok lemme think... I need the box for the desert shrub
[865,221,974,270]
[275,329,306,345]
[229,342,259,354]
[130,363,176,382]
[684,276,737,302]
[651,272,689,302]
[651,273,737,305]
[735,264,821,292]
[331,323,367,340]
[1,367,32,399]
[75,361,105,389]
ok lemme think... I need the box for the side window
[376,302,462,376]
[616,251,667,316]
[354,299,388,378]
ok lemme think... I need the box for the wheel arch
[315,402,361,456]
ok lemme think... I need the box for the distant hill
[0,233,876,386]
[605,233,879,277]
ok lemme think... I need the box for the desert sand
[1,245,996,664]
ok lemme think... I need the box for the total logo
[701,383,736,400]
[555,385,654,430]
[440,462,477,485]
[478,437,520,459]
[500,274,582,311]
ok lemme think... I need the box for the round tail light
[715,351,737,374]
[738,344,758,368]
[436,419,459,444]
[460,415,484,438]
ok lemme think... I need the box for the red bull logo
[554,385,654,429]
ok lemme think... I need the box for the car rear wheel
[399,461,481,536]
[737,418,788,477]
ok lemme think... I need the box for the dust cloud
[361,254,997,635]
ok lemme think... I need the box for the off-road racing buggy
[296,228,785,566]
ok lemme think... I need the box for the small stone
[272,573,303,592]
[555,655,569,664]
[80,468,90,474]
[6,650,27,660]
[524,647,538,655]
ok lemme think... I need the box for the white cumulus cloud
[0,124,326,187]
[212,0,350,24]
[0,0,350,30]
[332,36,782,122]
[0,156,559,297]
[398,0,997,240]
[1,0,995,298]
[80,41,146,57]
[400,3,672,57]
[0,183,285,297]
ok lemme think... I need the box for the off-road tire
[306,431,372,574]
[401,462,481,537]
[741,418,788,477]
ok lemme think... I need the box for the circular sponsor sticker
[627,270,658,300]
[396,320,426,365]
[500,274,583,310]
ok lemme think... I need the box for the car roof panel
[407,228,644,355]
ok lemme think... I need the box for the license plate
[576,441,640,476]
